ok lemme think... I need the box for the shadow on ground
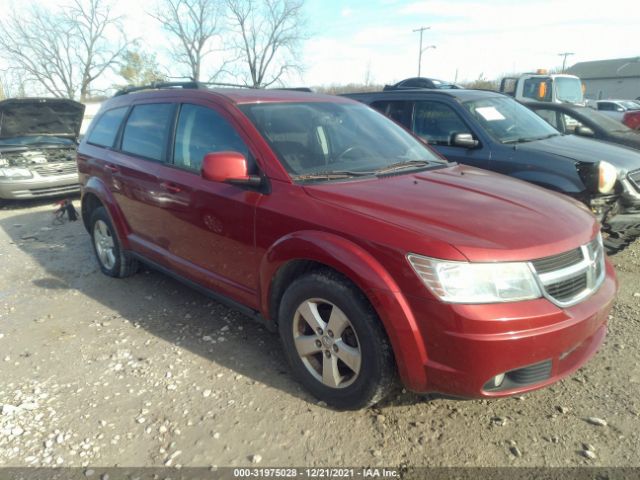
[1,204,429,409]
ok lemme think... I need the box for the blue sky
[297,0,640,86]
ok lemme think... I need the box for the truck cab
[500,72,585,106]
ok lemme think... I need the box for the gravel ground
[0,199,639,469]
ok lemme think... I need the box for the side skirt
[129,252,275,332]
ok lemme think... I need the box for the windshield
[240,102,445,180]
[555,77,584,104]
[464,97,559,143]
[0,135,75,147]
[619,100,640,110]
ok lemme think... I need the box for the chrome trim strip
[529,236,605,308]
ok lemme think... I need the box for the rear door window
[413,101,471,145]
[86,107,128,148]
[121,104,175,162]
[370,100,412,128]
[173,104,249,172]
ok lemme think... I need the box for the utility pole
[558,52,575,73]
[413,26,435,77]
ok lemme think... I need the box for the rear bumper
[0,173,79,200]
[398,260,617,398]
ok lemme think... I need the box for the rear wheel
[278,271,395,409]
[90,207,138,278]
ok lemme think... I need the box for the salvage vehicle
[499,71,585,105]
[77,83,616,409]
[346,89,640,253]
[0,98,85,204]
[526,101,640,150]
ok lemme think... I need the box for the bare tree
[150,0,226,82]
[0,0,128,101]
[226,0,306,88]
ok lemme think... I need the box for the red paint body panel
[623,111,640,130]
[77,88,618,398]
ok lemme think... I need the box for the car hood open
[519,134,640,173]
[0,98,85,140]
[305,165,599,262]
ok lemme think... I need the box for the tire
[278,271,396,410]
[89,206,138,278]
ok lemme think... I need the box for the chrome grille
[31,162,77,177]
[530,236,605,307]
[629,169,640,191]
[531,248,583,274]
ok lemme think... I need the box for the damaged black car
[0,98,85,204]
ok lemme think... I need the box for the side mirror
[451,133,479,148]
[201,151,262,187]
[575,126,595,137]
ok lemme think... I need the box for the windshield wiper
[292,170,373,181]
[504,133,559,144]
[374,160,431,175]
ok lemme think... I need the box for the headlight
[407,254,542,303]
[598,161,617,194]
[0,167,33,180]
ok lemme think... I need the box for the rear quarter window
[121,103,175,162]
[86,107,128,148]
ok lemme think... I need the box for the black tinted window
[413,101,470,145]
[121,104,174,162]
[173,104,248,172]
[598,102,615,111]
[86,107,128,147]
[371,100,412,128]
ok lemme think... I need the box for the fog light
[492,373,505,388]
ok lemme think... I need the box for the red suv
[77,83,617,409]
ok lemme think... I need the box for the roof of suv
[346,88,505,102]
[111,86,351,105]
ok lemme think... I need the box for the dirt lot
[0,199,639,469]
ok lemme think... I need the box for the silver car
[596,99,640,122]
[0,98,84,204]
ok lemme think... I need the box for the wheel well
[268,260,366,325]
[81,193,103,232]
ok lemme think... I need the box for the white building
[567,57,640,101]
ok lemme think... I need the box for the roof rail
[114,81,206,96]
[114,81,262,97]
[113,81,312,97]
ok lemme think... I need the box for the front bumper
[0,172,80,200]
[402,259,617,398]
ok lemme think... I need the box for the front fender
[260,230,429,391]
[82,177,131,250]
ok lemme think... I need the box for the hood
[305,165,599,262]
[517,134,640,173]
[0,98,85,140]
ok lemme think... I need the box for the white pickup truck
[499,71,585,105]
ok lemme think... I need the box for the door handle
[105,163,119,173]
[161,182,182,193]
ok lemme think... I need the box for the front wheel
[278,272,396,410]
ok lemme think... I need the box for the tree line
[0,0,305,101]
